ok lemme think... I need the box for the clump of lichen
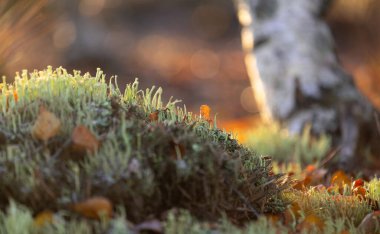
[0,67,288,229]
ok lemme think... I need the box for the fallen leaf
[353,186,366,198]
[72,125,99,153]
[331,170,351,188]
[305,164,316,174]
[311,168,328,183]
[71,196,112,220]
[200,105,211,120]
[32,106,61,141]
[34,210,54,227]
[149,111,159,122]
[352,178,365,189]
[293,176,312,190]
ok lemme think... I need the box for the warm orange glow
[219,116,261,143]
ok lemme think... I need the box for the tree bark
[234,0,379,171]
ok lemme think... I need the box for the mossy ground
[0,67,287,233]
[1,67,380,234]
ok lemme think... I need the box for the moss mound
[0,67,287,229]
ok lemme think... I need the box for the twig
[232,187,260,218]
[318,146,341,168]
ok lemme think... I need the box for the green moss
[0,67,287,232]
[245,123,331,166]
[284,188,371,231]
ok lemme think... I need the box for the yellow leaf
[71,196,113,220]
[331,170,351,187]
[34,210,53,227]
[200,105,211,120]
[32,106,61,141]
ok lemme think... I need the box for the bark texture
[235,0,379,170]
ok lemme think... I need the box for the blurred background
[1,0,380,140]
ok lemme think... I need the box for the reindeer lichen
[0,67,288,233]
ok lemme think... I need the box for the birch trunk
[235,0,379,170]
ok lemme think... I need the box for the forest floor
[1,67,380,234]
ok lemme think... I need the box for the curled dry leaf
[32,106,61,142]
[33,210,54,227]
[72,125,99,153]
[293,176,311,190]
[149,111,159,122]
[352,178,365,189]
[331,170,351,188]
[71,196,113,220]
[200,105,211,120]
[353,186,366,198]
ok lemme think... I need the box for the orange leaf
[353,186,366,198]
[200,105,211,120]
[72,125,99,153]
[32,106,61,142]
[13,90,18,103]
[305,164,316,174]
[331,170,351,187]
[293,176,312,190]
[34,210,54,227]
[71,197,112,219]
[352,178,364,189]
[149,111,159,122]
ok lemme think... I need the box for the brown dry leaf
[331,170,351,187]
[298,214,324,232]
[353,186,367,198]
[293,176,312,190]
[352,178,365,189]
[32,106,61,141]
[72,125,99,153]
[149,111,159,122]
[200,105,211,120]
[71,196,113,219]
[34,210,54,227]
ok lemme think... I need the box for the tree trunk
[234,0,380,171]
